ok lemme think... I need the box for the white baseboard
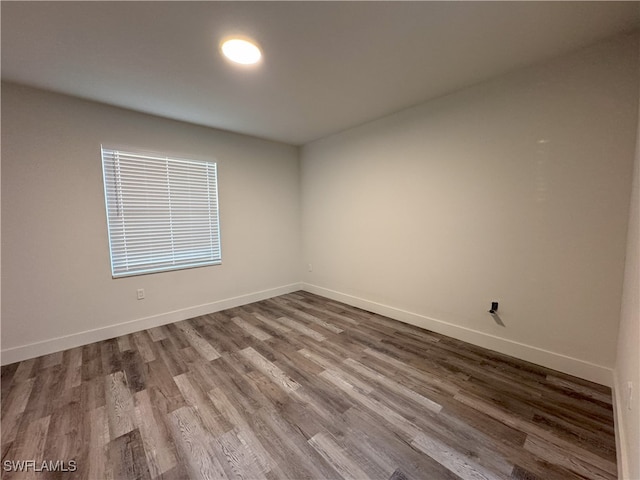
[612,372,630,480]
[2,281,614,388]
[302,283,613,387]
[0,283,302,366]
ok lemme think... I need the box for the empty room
[1,2,639,479]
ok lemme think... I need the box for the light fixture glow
[221,38,262,65]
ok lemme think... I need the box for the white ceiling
[2,2,639,145]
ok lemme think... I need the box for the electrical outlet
[308,264,313,272]
[627,381,634,411]
[137,288,145,300]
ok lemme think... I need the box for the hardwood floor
[1,291,617,479]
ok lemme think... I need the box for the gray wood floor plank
[308,431,371,480]
[343,405,464,480]
[1,291,617,480]
[523,435,615,480]
[411,431,508,480]
[85,406,110,480]
[232,316,273,341]
[270,297,345,334]
[218,427,272,480]
[106,428,152,480]
[117,334,133,353]
[252,311,293,333]
[132,331,157,363]
[274,315,326,342]
[147,326,169,343]
[175,321,221,361]
[1,378,35,448]
[105,371,136,440]
[239,347,301,393]
[10,358,37,384]
[343,357,442,413]
[319,368,422,440]
[134,389,179,478]
[455,392,616,475]
[167,406,229,480]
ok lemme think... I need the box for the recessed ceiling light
[221,38,262,65]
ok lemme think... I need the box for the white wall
[301,33,639,385]
[614,86,640,479]
[1,82,301,363]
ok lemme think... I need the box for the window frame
[100,145,222,278]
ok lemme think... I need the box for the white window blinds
[101,147,221,278]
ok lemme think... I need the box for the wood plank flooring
[1,291,617,479]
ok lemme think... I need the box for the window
[101,146,221,277]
